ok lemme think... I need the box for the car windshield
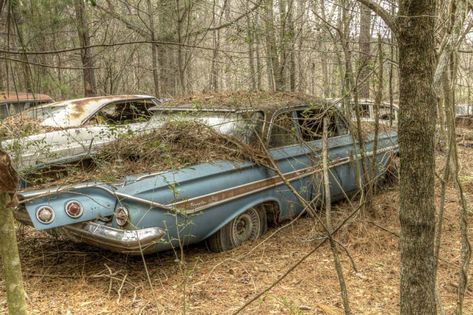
[150,110,264,144]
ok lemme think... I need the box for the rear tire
[207,207,267,252]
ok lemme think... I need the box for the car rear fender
[21,185,117,230]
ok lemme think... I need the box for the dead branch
[323,117,352,314]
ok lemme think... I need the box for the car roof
[0,91,53,104]
[29,94,157,127]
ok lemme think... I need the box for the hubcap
[231,208,261,246]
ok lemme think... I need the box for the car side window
[296,109,347,142]
[269,111,298,148]
[90,100,154,125]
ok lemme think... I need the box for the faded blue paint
[20,128,398,253]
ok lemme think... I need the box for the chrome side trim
[171,144,398,213]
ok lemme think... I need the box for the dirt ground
[1,147,473,314]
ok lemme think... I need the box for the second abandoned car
[14,93,399,254]
[2,95,161,171]
[0,91,53,120]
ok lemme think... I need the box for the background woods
[0,0,400,100]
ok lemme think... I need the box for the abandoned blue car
[14,93,398,255]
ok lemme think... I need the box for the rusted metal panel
[16,95,156,127]
[0,91,53,104]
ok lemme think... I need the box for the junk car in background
[336,99,399,125]
[455,103,473,129]
[1,95,162,171]
[0,91,53,119]
[14,92,398,255]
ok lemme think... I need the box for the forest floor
[2,147,473,314]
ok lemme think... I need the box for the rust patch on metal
[68,95,152,120]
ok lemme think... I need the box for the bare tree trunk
[0,150,27,315]
[296,0,306,92]
[147,0,160,97]
[443,51,472,315]
[323,118,352,315]
[264,0,279,91]
[255,10,262,90]
[0,0,5,16]
[287,0,296,91]
[388,2,395,127]
[157,0,176,96]
[175,0,187,95]
[277,0,287,90]
[368,34,383,208]
[210,29,220,91]
[321,51,330,97]
[10,1,32,92]
[398,0,438,313]
[0,0,4,91]
[247,5,256,91]
[210,0,221,91]
[358,3,371,99]
[74,0,97,96]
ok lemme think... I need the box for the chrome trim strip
[114,192,175,211]
[174,144,399,213]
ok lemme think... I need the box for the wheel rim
[231,208,261,247]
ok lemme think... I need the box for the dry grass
[0,115,59,140]
[3,142,473,314]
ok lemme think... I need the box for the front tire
[207,207,267,252]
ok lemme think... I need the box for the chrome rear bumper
[60,222,165,255]
[14,206,165,255]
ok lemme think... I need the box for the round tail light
[65,201,83,218]
[36,206,55,224]
[115,207,129,227]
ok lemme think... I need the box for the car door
[267,109,314,219]
[267,107,353,219]
[294,107,357,201]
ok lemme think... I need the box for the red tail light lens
[65,201,83,218]
[36,206,55,224]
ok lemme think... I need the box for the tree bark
[146,0,160,97]
[74,0,97,97]
[323,117,352,315]
[287,0,296,91]
[398,0,438,313]
[10,1,33,92]
[0,150,27,315]
[246,2,256,91]
[358,3,371,99]
[264,0,279,91]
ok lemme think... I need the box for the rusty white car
[2,95,161,172]
[336,99,398,125]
